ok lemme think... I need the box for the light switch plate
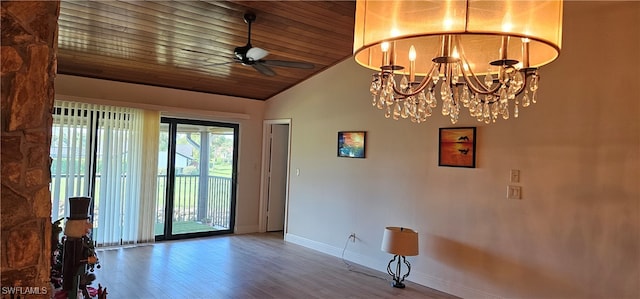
[507,185,522,199]
[510,169,520,183]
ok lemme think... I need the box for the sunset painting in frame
[337,131,366,158]
[439,127,476,168]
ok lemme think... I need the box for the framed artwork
[337,131,366,158]
[438,127,476,168]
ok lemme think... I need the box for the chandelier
[353,0,563,124]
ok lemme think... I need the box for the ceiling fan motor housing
[243,12,256,24]
[234,45,253,63]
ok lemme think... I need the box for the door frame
[157,117,239,241]
[259,119,292,233]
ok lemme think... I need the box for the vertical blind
[138,110,160,243]
[51,100,158,246]
[51,101,94,221]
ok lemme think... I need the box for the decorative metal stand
[387,254,411,288]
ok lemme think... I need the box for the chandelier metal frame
[370,34,541,124]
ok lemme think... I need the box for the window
[51,101,157,246]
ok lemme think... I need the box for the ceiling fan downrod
[234,12,257,62]
[244,12,256,46]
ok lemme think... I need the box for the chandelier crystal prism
[353,0,563,124]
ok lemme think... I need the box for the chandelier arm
[459,65,501,95]
[454,35,501,95]
[446,63,453,87]
[389,64,437,98]
[447,64,459,105]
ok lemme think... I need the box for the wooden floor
[94,232,457,299]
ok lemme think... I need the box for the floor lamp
[381,227,419,288]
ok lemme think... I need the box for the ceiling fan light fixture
[247,47,269,61]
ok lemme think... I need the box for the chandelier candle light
[353,0,563,124]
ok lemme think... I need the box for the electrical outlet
[507,185,522,199]
[349,233,356,242]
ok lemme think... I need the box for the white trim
[258,119,292,234]
[56,94,250,121]
[409,269,503,299]
[285,232,501,299]
[285,233,384,271]
[284,233,344,257]
[234,225,260,234]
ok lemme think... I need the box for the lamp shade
[353,0,563,75]
[381,227,419,256]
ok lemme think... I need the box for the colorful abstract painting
[337,131,366,158]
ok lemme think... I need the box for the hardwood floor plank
[94,233,458,298]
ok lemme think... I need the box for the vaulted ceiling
[57,1,356,100]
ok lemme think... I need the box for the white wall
[55,74,265,234]
[265,2,639,298]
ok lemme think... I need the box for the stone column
[1,1,60,297]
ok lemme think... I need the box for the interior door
[266,124,289,232]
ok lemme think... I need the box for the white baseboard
[409,269,502,299]
[285,232,500,299]
[234,225,259,234]
[285,233,343,257]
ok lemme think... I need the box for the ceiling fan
[226,12,315,76]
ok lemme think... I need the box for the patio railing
[156,174,232,229]
[52,174,232,245]
[52,174,233,235]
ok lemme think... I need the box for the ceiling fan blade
[252,63,276,76]
[262,60,315,69]
[180,48,211,55]
[246,47,269,61]
[202,61,236,67]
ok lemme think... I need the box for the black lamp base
[386,255,412,289]
[391,280,406,288]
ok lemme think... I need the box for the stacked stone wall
[1,1,60,297]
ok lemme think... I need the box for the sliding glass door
[156,118,238,240]
[51,101,147,246]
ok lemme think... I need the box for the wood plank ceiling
[57,1,356,100]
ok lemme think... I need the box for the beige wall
[55,74,265,233]
[265,2,639,298]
